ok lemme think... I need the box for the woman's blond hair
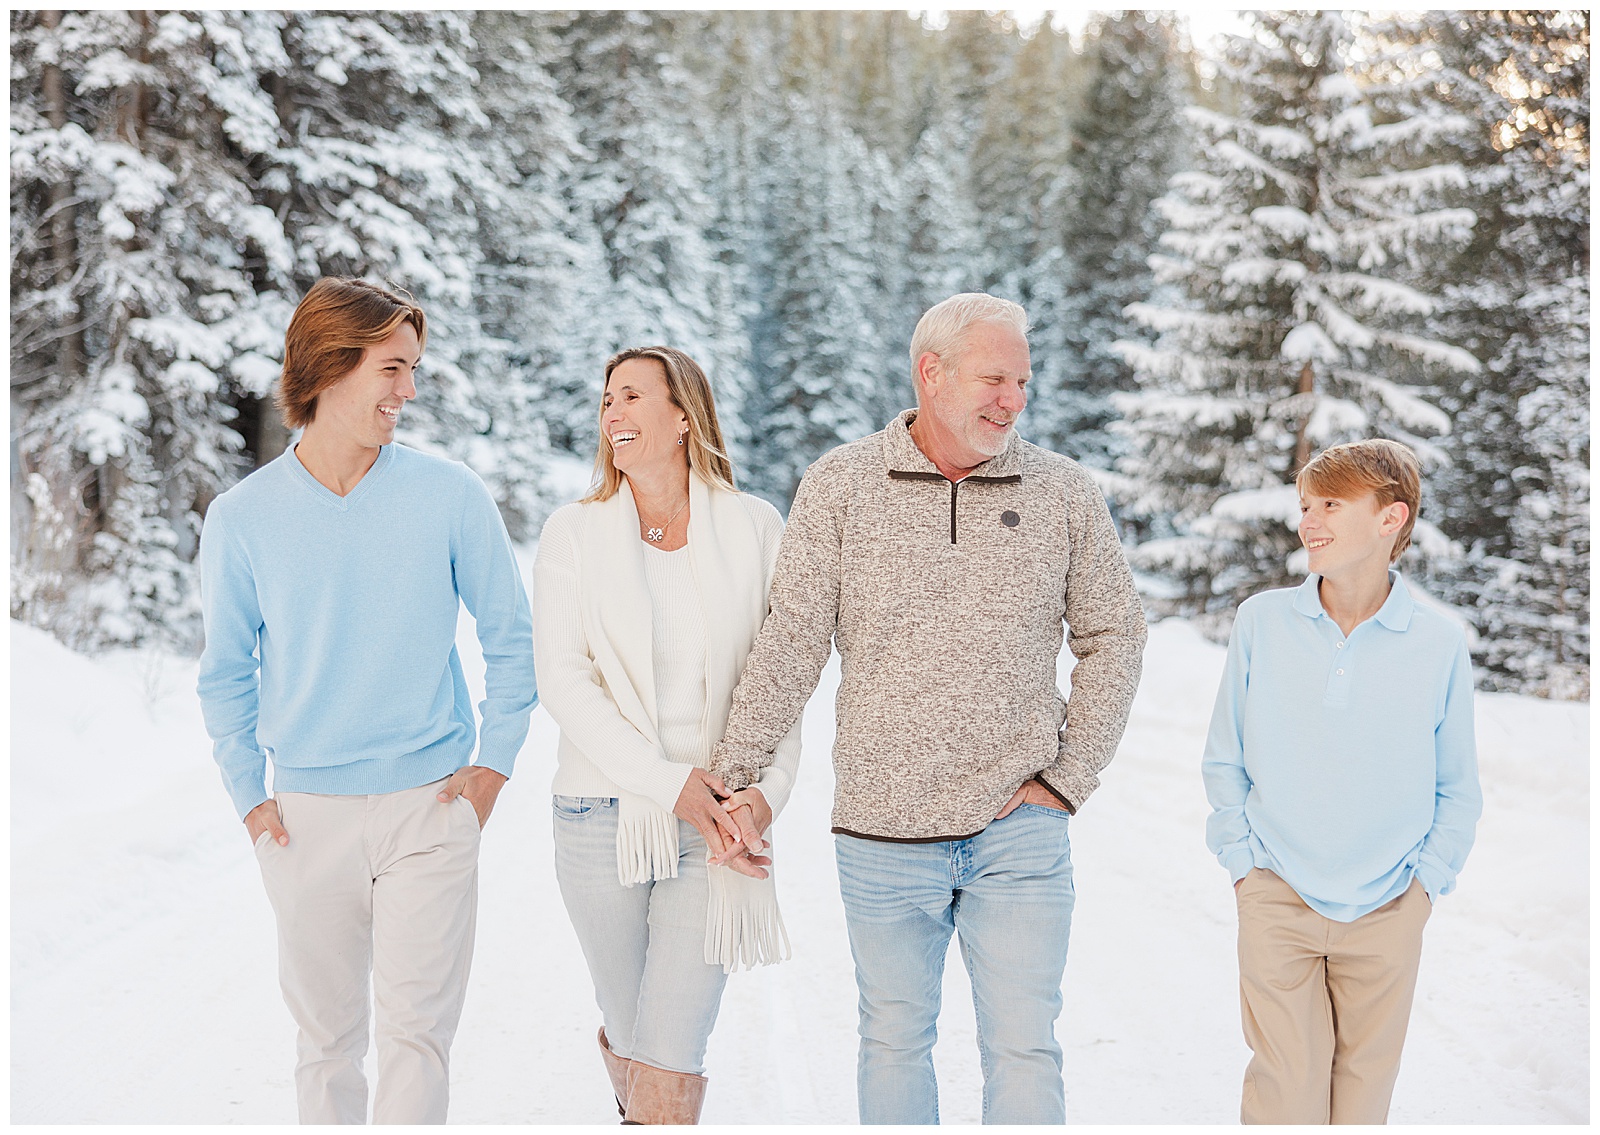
[583,346,737,503]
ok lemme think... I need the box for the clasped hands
[674,768,773,879]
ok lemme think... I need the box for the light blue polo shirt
[1202,571,1481,921]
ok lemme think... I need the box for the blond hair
[583,346,737,503]
[908,293,1030,380]
[1297,439,1423,562]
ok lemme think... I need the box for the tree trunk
[39,11,83,380]
[1291,360,1315,476]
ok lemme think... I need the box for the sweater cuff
[475,746,518,782]
[1222,847,1255,885]
[227,774,270,823]
[710,740,768,794]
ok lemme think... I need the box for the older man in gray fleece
[710,292,1147,1124]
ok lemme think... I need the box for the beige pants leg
[255,778,482,1124]
[1236,869,1430,1125]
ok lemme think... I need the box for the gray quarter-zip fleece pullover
[711,409,1148,841]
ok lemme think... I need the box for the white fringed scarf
[577,473,791,973]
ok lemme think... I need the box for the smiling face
[309,320,420,451]
[914,320,1031,471]
[1298,488,1409,582]
[601,357,689,481]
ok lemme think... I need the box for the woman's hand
[672,768,744,859]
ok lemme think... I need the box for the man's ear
[914,351,942,400]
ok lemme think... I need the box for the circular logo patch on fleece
[1001,510,1020,527]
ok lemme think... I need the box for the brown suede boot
[598,1028,634,1119]
[621,1061,708,1125]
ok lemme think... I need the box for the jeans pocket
[552,794,610,819]
[1018,802,1070,819]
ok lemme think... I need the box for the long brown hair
[275,278,427,428]
[583,346,737,503]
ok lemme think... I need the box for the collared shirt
[1202,571,1481,921]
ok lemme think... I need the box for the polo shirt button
[1337,668,1345,675]
[1337,642,1345,648]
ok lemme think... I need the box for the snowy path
[10,607,1588,1124]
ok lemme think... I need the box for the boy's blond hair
[1296,440,1422,563]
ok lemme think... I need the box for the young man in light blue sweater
[197,278,536,1124]
[1203,439,1481,1125]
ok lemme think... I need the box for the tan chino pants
[254,777,482,1124]
[1235,868,1431,1125]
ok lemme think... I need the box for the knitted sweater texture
[712,410,1148,840]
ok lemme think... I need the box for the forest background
[9,10,1590,698]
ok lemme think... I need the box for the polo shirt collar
[883,408,1024,478]
[1293,569,1413,631]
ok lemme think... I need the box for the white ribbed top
[641,543,709,766]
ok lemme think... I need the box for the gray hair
[908,293,1030,377]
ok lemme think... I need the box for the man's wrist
[1032,775,1075,814]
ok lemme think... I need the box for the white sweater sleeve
[742,496,804,820]
[532,508,693,812]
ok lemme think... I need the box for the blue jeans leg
[836,804,1075,1126]
[552,796,728,1076]
[836,836,955,1125]
[957,804,1074,1124]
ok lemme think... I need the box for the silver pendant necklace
[641,497,689,542]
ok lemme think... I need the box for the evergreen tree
[544,11,750,461]
[744,71,883,504]
[1379,11,1590,694]
[1112,12,1480,612]
[11,10,290,648]
[1026,13,1189,467]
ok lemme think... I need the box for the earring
[677,432,686,446]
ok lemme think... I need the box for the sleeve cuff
[1223,848,1255,884]
[476,748,518,781]
[228,778,269,822]
[710,741,768,794]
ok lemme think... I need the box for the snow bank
[9,605,1588,1123]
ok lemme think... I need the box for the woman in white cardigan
[532,346,801,1125]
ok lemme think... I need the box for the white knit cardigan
[532,473,803,971]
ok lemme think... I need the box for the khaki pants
[254,777,482,1124]
[1235,868,1431,1125]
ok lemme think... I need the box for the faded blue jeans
[552,796,728,1075]
[835,803,1076,1124]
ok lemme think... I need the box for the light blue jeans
[551,796,728,1075]
[835,804,1076,1124]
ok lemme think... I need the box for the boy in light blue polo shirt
[1203,439,1481,1125]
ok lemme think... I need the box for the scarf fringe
[615,797,681,886]
[705,860,792,974]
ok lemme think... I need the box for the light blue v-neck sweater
[1202,572,1481,921]
[197,443,537,820]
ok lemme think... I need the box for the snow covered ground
[10,580,1589,1124]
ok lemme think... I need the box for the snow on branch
[1342,371,1453,434]
[1186,106,1312,159]
[1212,141,1304,193]
[1210,484,1301,529]
[1280,321,1340,363]
[1320,272,1436,315]
[1350,163,1469,200]
[1378,332,1482,373]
